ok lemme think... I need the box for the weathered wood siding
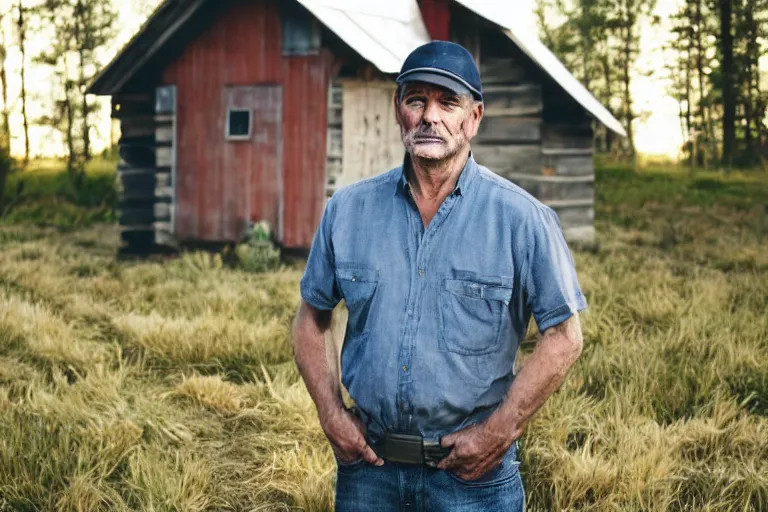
[471,26,548,202]
[114,93,161,254]
[325,81,343,199]
[335,80,402,189]
[451,8,597,246]
[161,0,332,248]
[541,77,596,245]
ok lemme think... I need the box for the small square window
[227,109,251,140]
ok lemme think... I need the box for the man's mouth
[413,136,444,143]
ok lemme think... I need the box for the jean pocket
[447,460,520,488]
[438,276,513,356]
[334,453,366,473]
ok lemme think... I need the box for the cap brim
[396,71,476,100]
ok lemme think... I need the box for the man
[292,41,586,511]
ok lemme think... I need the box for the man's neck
[408,146,471,202]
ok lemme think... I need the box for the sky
[0,0,758,160]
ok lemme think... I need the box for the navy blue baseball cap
[396,41,483,101]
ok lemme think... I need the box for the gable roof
[87,0,429,95]
[455,0,626,136]
[89,0,625,136]
[297,0,430,73]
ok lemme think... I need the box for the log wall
[458,13,597,247]
[113,86,177,255]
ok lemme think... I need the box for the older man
[292,41,586,511]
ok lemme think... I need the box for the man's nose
[421,99,441,125]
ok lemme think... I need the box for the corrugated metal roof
[455,0,627,136]
[296,0,430,73]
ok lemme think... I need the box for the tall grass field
[0,162,766,511]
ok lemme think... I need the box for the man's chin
[409,147,451,161]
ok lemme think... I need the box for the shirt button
[418,269,425,277]
[407,309,412,315]
[402,365,407,372]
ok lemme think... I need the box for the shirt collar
[395,151,478,198]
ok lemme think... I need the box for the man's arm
[292,300,384,466]
[436,313,583,479]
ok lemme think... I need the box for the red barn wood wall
[162,0,333,248]
[417,0,451,40]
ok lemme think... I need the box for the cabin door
[335,80,403,188]
[222,85,283,242]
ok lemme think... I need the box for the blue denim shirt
[300,154,587,442]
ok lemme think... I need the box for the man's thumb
[440,433,456,447]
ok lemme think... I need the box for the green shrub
[232,221,281,273]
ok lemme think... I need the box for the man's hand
[320,407,385,466]
[434,421,514,481]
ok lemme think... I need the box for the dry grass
[0,165,766,510]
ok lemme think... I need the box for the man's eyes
[405,97,459,107]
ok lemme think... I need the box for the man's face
[395,82,483,162]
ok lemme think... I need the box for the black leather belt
[346,405,453,465]
[369,433,453,465]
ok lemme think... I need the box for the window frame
[281,5,321,56]
[225,108,253,141]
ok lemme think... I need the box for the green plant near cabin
[233,220,282,273]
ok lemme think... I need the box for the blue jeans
[334,442,525,511]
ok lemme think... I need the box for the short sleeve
[519,205,587,333]
[299,196,342,310]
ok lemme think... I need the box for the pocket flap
[335,266,379,283]
[445,279,513,302]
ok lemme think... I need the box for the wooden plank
[327,127,343,159]
[117,167,158,177]
[120,116,155,138]
[542,122,594,150]
[503,172,594,184]
[155,125,174,143]
[545,198,594,208]
[155,146,173,168]
[154,114,174,124]
[507,176,594,202]
[541,147,594,156]
[113,101,154,119]
[476,117,541,144]
[154,171,171,189]
[542,154,595,176]
[483,85,542,117]
[154,202,172,220]
[479,58,528,85]
[154,229,177,247]
[549,204,594,230]
[155,185,174,198]
[472,144,541,176]
[328,107,343,127]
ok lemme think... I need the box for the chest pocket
[439,274,513,356]
[335,265,379,333]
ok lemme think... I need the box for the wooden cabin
[88,0,624,255]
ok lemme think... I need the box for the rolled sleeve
[520,205,587,333]
[299,196,341,311]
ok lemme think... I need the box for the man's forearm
[292,302,344,421]
[486,314,584,439]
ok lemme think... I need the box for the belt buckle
[382,433,424,464]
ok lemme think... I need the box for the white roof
[455,0,627,136]
[297,0,430,74]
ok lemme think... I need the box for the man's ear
[466,101,484,139]
[393,92,403,127]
